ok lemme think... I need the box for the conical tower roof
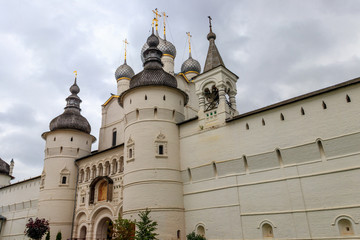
[203,20,225,72]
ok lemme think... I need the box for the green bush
[56,231,62,240]
[112,215,135,240]
[45,231,50,240]
[186,231,206,240]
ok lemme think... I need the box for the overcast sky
[1,0,360,182]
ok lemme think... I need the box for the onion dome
[49,78,91,134]
[0,158,10,175]
[140,31,176,63]
[115,60,135,81]
[181,53,201,74]
[130,31,177,89]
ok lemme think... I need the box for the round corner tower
[119,31,187,240]
[38,78,95,240]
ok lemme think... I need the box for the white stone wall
[179,82,360,239]
[0,177,40,240]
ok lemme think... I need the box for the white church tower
[119,30,187,240]
[38,76,95,239]
[194,17,239,128]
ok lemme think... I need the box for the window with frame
[59,167,70,186]
[155,133,168,158]
[127,137,135,162]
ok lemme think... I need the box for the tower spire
[73,71,77,84]
[203,16,225,72]
[162,11,168,40]
[186,32,192,58]
[123,38,129,63]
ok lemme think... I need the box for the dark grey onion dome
[181,54,201,74]
[140,32,176,63]
[130,31,177,89]
[49,78,91,134]
[115,60,135,81]
[0,158,10,175]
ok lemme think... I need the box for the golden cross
[73,71,77,78]
[186,32,192,54]
[152,8,161,31]
[208,16,212,31]
[162,11,168,36]
[123,38,129,61]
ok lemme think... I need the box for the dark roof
[0,158,10,175]
[227,77,360,122]
[203,29,225,72]
[130,32,177,89]
[115,60,135,81]
[49,79,91,134]
[76,144,124,162]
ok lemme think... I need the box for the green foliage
[112,215,136,240]
[186,231,206,240]
[135,209,158,240]
[56,231,62,240]
[45,231,50,240]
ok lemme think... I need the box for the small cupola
[181,32,201,75]
[115,39,135,82]
[49,73,91,134]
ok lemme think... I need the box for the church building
[1,12,360,240]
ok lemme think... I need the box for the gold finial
[186,32,192,56]
[208,16,213,32]
[123,38,129,62]
[152,8,161,31]
[162,11,168,38]
[73,71,77,83]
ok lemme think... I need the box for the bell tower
[194,16,238,128]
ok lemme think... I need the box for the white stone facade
[1,25,360,240]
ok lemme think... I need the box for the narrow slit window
[163,95,166,101]
[346,94,351,103]
[280,113,285,121]
[246,123,249,130]
[322,101,327,109]
[112,129,117,147]
[145,95,147,100]
[187,168,192,182]
[212,162,218,177]
[262,118,266,126]
[276,149,283,167]
[243,155,249,173]
[301,107,305,115]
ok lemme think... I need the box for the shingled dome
[130,31,177,89]
[181,55,201,74]
[49,79,91,134]
[140,31,176,63]
[115,60,135,81]
[0,158,10,175]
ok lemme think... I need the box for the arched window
[262,223,274,238]
[85,167,90,181]
[89,176,114,204]
[98,164,103,176]
[119,157,124,172]
[338,219,354,236]
[196,225,205,237]
[276,149,283,167]
[112,159,118,174]
[105,162,111,176]
[317,139,326,161]
[91,165,97,179]
[79,169,85,183]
